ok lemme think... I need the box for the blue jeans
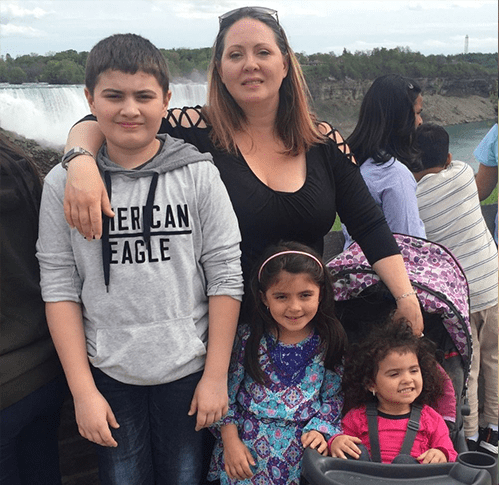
[91,366,206,485]
[0,375,67,485]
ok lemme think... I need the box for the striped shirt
[416,161,497,313]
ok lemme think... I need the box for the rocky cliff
[309,76,497,135]
[1,75,497,177]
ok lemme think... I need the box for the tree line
[0,46,496,85]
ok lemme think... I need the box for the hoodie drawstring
[143,172,159,244]
[102,171,112,292]
[101,171,159,291]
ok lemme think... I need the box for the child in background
[36,34,243,485]
[414,123,498,456]
[342,74,426,249]
[329,320,457,464]
[208,242,347,485]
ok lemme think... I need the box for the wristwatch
[61,147,95,170]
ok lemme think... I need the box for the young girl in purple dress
[208,242,347,485]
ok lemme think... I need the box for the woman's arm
[64,120,112,240]
[328,143,423,334]
[372,254,423,336]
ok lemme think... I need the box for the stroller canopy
[327,234,472,371]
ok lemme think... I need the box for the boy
[36,34,243,484]
[414,123,498,456]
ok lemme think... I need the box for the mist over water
[0,83,207,148]
[0,84,495,166]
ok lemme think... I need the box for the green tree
[7,66,27,84]
[41,59,84,84]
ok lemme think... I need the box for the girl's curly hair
[342,318,444,414]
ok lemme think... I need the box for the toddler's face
[371,349,422,414]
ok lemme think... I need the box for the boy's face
[85,70,170,159]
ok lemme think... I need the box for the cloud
[1,24,47,38]
[1,3,47,19]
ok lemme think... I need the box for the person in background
[209,242,346,484]
[342,73,426,248]
[60,7,423,338]
[0,133,67,485]
[37,33,243,485]
[414,123,498,457]
[474,123,498,244]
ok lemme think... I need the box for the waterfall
[0,82,208,148]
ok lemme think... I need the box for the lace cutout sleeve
[165,105,207,128]
[320,121,356,165]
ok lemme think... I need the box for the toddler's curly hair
[342,318,444,414]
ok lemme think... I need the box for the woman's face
[413,94,423,127]
[218,17,288,111]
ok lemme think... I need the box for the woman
[62,6,422,335]
[342,74,426,248]
[0,133,67,485]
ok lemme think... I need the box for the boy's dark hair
[347,74,423,172]
[85,33,170,95]
[416,123,450,170]
[341,318,445,414]
[245,241,347,384]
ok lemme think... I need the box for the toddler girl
[208,242,347,484]
[329,319,457,464]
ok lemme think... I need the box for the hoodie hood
[98,134,213,290]
[97,133,212,174]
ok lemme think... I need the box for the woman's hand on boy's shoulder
[302,430,329,456]
[329,434,363,459]
[64,155,114,240]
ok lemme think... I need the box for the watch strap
[61,147,95,169]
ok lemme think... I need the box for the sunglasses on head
[219,6,279,25]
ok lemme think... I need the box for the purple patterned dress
[208,324,343,484]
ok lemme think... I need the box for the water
[445,119,496,172]
[0,83,207,148]
[0,84,495,157]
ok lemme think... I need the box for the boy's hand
[329,435,363,459]
[418,448,447,464]
[188,374,228,431]
[73,389,119,447]
[64,155,114,240]
[301,430,328,455]
[223,434,256,480]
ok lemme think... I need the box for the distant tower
[464,35,469,54]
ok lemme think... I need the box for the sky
[1,0,497,59]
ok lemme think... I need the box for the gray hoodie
[37,134,243,385]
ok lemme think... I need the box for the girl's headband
[257,250,323,282]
